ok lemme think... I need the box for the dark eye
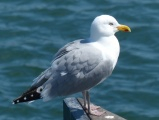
[109,23,114,26]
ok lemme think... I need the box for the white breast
[90,36,120,69]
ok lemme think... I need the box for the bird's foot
[83,104,105,116]
[83,104,100,110]
[89,109,106,116]
[90,104,100,110]
[89,104,105,116]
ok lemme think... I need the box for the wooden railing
[63,97,126,120]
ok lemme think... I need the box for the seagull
[13,15,131,116]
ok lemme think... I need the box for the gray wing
[31,39,83,88]
[38,40,114,100]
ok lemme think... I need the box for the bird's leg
[85,90,105,116]
[82,91,100,110]
[82,91,87,109]
[86,90,91,114]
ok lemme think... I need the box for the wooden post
[63,97,127,120]
[63,97,90,120]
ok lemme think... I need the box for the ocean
[0,0,159,120]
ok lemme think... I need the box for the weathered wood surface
[78,98,126,120]
[63,97,127,120]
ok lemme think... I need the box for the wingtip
[12,99,19,104]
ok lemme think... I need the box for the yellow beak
[117,25,131,32]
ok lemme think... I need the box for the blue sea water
[0,0,159,120]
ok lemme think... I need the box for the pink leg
[83,91,105,116]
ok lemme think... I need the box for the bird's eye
[109,23,114,26]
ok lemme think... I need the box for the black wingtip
[13,89,42,104]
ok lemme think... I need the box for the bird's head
[90,15,131,40]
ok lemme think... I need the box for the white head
[90,15,131,41]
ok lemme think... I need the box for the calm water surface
[0,0,159,120]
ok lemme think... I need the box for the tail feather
[13,87,42,104]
